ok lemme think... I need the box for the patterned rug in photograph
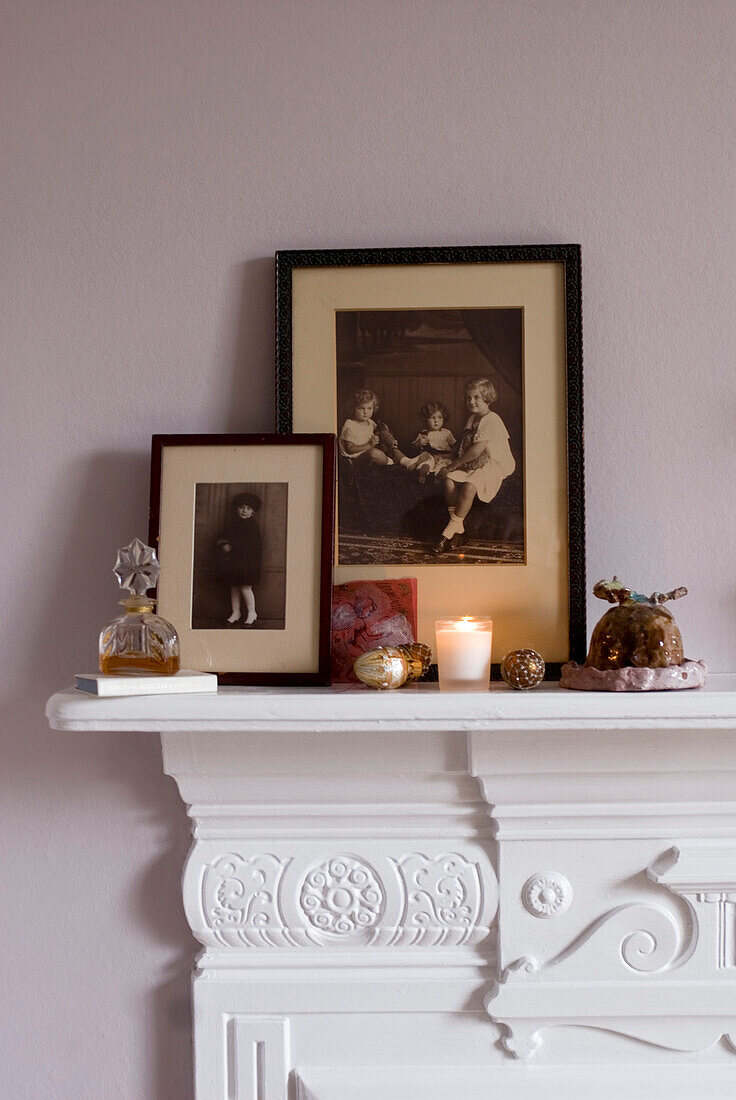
[338,532,524,566]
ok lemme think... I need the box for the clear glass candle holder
[435,617,493,691]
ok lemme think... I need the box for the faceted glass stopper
[113,538,160,596]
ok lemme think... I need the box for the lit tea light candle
[435,617,493,692]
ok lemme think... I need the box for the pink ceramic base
[560,658,707,692]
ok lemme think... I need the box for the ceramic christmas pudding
[560,577,706,691]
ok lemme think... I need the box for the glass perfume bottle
[99,538,180,675]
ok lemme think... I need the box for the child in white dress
[434,377,516,554]
[410,401,457,483]
[339,390,410,467]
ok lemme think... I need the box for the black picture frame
[275,245,585,676]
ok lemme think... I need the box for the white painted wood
[44,674,736,731]
[229,1017,289,1100]
[46,677,736,1098]
[295,1064,736,1100]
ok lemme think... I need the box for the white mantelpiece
[47,678,736,1099]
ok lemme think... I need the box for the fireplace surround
[47,678,736,1099]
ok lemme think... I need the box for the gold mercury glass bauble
[398,642,432,682]
[501,648,545,690]
[354,647,409,689]
[353,643,432,690]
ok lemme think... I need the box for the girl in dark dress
[214,492,263,626]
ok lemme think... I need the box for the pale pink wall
[2,0,734,1093]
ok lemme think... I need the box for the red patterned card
[331,577,418,683]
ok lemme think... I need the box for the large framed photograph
[275,246,585,674]
[149,434,336,684]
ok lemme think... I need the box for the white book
[74,670,218,696]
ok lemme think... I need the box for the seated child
[410,401,457,483]
[435,377,516,554]
[339,390,411,467]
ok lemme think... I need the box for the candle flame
[456,617,477,631]
[436,617,492,634]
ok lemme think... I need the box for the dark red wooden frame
[149,433,336,685]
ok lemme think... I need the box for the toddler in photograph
[339,389,412,467]
[410,400,457,483]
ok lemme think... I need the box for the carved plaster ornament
[489,899,691,1061]
[300,856,384,935]
[560,577,706,691]
[522,873,573,918]
[198,849,494,949]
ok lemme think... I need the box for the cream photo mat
[291,261,569,660]
[156,442,323,674]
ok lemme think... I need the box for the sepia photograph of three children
[336,307,524,566]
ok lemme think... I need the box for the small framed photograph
[149,434,336,684]
[275,245,585,675]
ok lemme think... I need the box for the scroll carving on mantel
[496,900,686,980]
[647,843,736,971]
[489,845,736,1061]
[197,850,497,950]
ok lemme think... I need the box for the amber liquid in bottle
[99,653,180,676]
[99,597,180,676]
